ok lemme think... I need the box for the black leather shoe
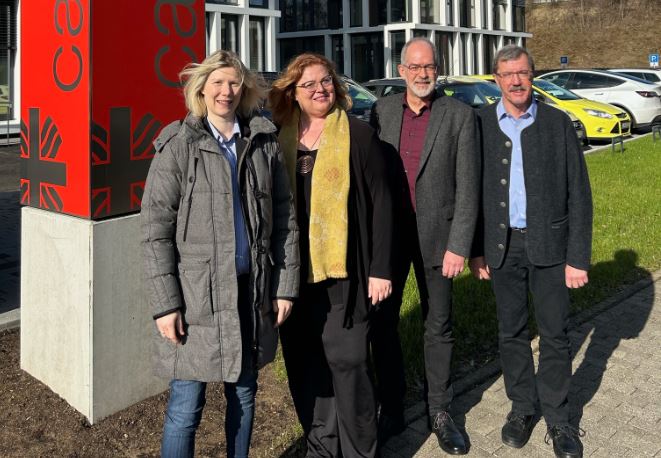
[430,411,467,455]
[377,412,406,444]
[545,424,585,458]
[501,412,535,448]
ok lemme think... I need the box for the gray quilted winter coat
[141,113,299,382]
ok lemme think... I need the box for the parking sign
[650,54,659,68]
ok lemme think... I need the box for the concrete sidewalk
[383,272,661,457]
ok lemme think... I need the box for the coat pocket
[178,260,214,327]
[550,214,569,229]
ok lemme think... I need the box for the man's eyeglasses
[495,70,533,80]
[296,75,334,93]
[401,64,438,74]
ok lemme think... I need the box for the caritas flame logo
[91,107,161,218]
[20,108,67,210]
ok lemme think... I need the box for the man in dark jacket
[470,45,592,458]
[370,37,480,455]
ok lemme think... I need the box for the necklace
[298,122,323,151]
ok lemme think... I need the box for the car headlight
[583,108,613,119]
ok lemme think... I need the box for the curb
[402,268,661,424]
[0,308,19,332]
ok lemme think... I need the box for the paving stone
[466,430,502,454]
[589,445,633,457]
[609,423,661,454]
[468,408,502,437]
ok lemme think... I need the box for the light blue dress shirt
[207,117,250,275]
[496,100,537,229]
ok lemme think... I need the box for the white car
[610,68,661,84]
[539,69,661,128]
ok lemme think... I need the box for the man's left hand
[565,265,589,289]
[442,251,465,278]
[368,277,392,306]
[272,299,293,327]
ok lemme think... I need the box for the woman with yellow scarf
[269,53,393,457]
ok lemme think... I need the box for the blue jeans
[161,370,258,458]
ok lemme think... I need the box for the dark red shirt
[399,93,433,212]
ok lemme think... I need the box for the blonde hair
[180,50,266,118]
[268,53,352,126]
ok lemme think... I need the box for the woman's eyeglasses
[296,75,334,93]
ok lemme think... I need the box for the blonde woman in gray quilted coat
[141,50,299,458]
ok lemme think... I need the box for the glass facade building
[274,0,531,80]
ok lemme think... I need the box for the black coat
[474,102,593,270]
[298,117,393,324]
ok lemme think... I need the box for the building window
[493,0,507,30]
[280,36,325,68]
[0,0,15,121]
[445,0,454,25]
[473,35,480,74]
[459,33,468,74]
[351,33,384,82]
[513,0,525,32]
[483,34,498,73]
[350,0,363,26]
[249,17,265,71]
[221,14,239,53]
[207,0,238,4]
[390,0,410,23]
[390,31,406,76]
[249,0,268,7]
[420,0,436,23]
[481,0,488,28]
[280,0,334,32]
[435,31,453,75]
[459,0,476,27]
[332,35,345,74]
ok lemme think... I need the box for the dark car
[258,72,377,122]
[362,76,502,109]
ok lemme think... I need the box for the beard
[409,78,436,98]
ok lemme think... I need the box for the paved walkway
[384,274,661,457]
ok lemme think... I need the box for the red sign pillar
[21,0,206,219]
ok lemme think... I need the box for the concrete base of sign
[20,207,167,424]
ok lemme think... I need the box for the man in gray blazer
[370,37,480,455]
[470,45,592,458]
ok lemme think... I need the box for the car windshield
[440,82,501,108]
[533,79,581,100]
[344,79,377,111]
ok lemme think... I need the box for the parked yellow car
[471,75,631,143]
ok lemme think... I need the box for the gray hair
[180,50,266,118]
[492,45,535,74]
[401,37,438,66]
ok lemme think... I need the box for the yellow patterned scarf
[279,105,350,283]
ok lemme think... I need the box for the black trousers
[371,214,454,417]
[280,282,377,458]
[490,230,571,426]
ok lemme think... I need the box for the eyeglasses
[296,75,334,93]
[495,70,533,80]
[401,64,438,74]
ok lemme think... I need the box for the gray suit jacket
[474,102,593,270]
[370,93,481,266]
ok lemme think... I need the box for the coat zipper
[182,156,198,242]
